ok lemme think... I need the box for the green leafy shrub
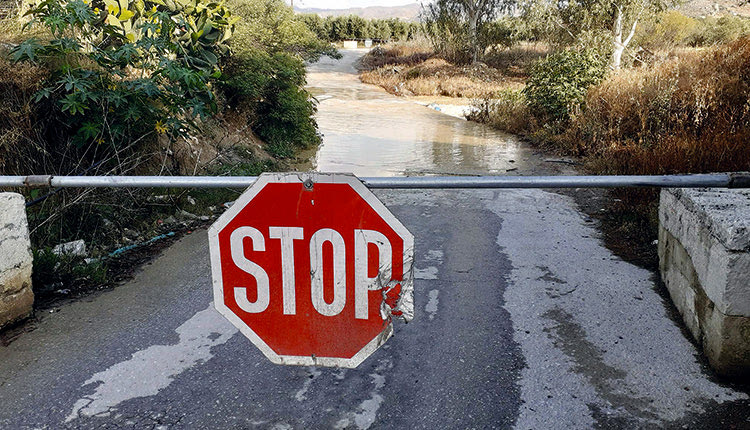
[218,0,330,158]
[523,49,607,123]
[299,13,420,43]
[8,0,236,175]
[221,48,320,158]
[422,7,472,64]
[480,17,535,49]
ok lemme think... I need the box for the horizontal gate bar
[0,173,748,189]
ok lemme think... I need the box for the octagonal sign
[208,173,414,368]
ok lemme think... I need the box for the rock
[52,240,87,257]
[147,195,170,203]
[660,188,750,379]
[178,210,200,221]
[370,46,385,56]
[122,228,139,240]
[187,196,196,205]
[0,193,34,329]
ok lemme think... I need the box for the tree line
[299,14,421,42]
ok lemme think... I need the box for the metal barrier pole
[0,173,748,189]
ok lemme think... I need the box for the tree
[228,0,336,61]
[522,0,671,69]
[423,0,514,64]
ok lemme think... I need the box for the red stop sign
[209,173,414,368]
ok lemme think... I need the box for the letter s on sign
[230,227,270,313]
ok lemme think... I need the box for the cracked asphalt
[1,49,749,429]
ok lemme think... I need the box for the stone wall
[0,193,34,329]
[659,188,750,379]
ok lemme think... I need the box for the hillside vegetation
[299,14,421,43]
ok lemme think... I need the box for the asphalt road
[1,188,749,429]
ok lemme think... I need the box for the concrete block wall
[0,193,34,328]
[659,188,750,379]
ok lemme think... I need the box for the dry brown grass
[360,44,525,98]
[0,17,47,45]
[562,39,750,261]
[567,38,750,175]
[474,39,750,175]
[358,42,434,71]
[483,43,550,78]
[469,39,750,262]
[0,53,49,174]
[468,90,535,134]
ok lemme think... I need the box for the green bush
[422,6,472,64]
[636,11,698,51]
[299,13,420,42]
[523,49,607,123]
[689,16,750,46]
[219,0,330,159]
[9,0,236,175]
[480,17,535,49]
[229,0,337,61]
[221,48,320,158]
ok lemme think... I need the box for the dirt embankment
[357,44,541,98]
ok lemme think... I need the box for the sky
[291,0,422,9]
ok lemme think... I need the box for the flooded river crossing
[305,49,541,177]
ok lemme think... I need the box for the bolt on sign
[208,173,414,368]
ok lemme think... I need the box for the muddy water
[304,49,541,177]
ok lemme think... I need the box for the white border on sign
[207,172,414,368]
